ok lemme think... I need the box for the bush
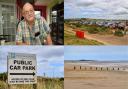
[98,27,107,32]
[88,27,99,34]
[114,30,124,37]
[75,23,81,28]
[85,25,113,35]
[0,73,7,82]
[97,27,113,35]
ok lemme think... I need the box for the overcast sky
[65,46,128,61]
[64,0,128,19]
[0,46,64,78]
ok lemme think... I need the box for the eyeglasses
[24,10,34,15]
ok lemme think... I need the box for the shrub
[88,27,99,34]
[97,27,113,35]
[114,30,124,37]
[0,73,7,82]
[75,23,81,28]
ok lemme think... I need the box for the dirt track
[85,32,128,45]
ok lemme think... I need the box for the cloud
[64,0,128,19]
[76,0,95,7]
[41,47,64,59]
[113,7,128,15]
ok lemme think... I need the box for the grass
[0,77,64,89]
[0,81,7,89]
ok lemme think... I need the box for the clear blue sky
[65,46,128,61]
[0,46,64,78]
[64,0,128,19]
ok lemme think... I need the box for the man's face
[22,3,35,22]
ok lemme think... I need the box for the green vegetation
[65,21,113,35]
[0,72,7,82]
[0,81,7,89]
[80,25,113,35]
[0,73,64,89]
[114,30,124,37]
[87,26,99,34]
[0,78,63,89]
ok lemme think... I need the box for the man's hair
[22,1,34,9]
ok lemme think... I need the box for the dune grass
[0,77,64,89]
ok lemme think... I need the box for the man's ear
[22,10,25,18]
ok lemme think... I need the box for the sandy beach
[64,62,128,89]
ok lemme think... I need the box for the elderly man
[16,2,52,45]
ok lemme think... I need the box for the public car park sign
[7,53,37,84]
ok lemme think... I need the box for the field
[64,22,128,45]
[0,77,64,89]
[64,61,128,89]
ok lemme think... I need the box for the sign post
[7,53,37,88]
